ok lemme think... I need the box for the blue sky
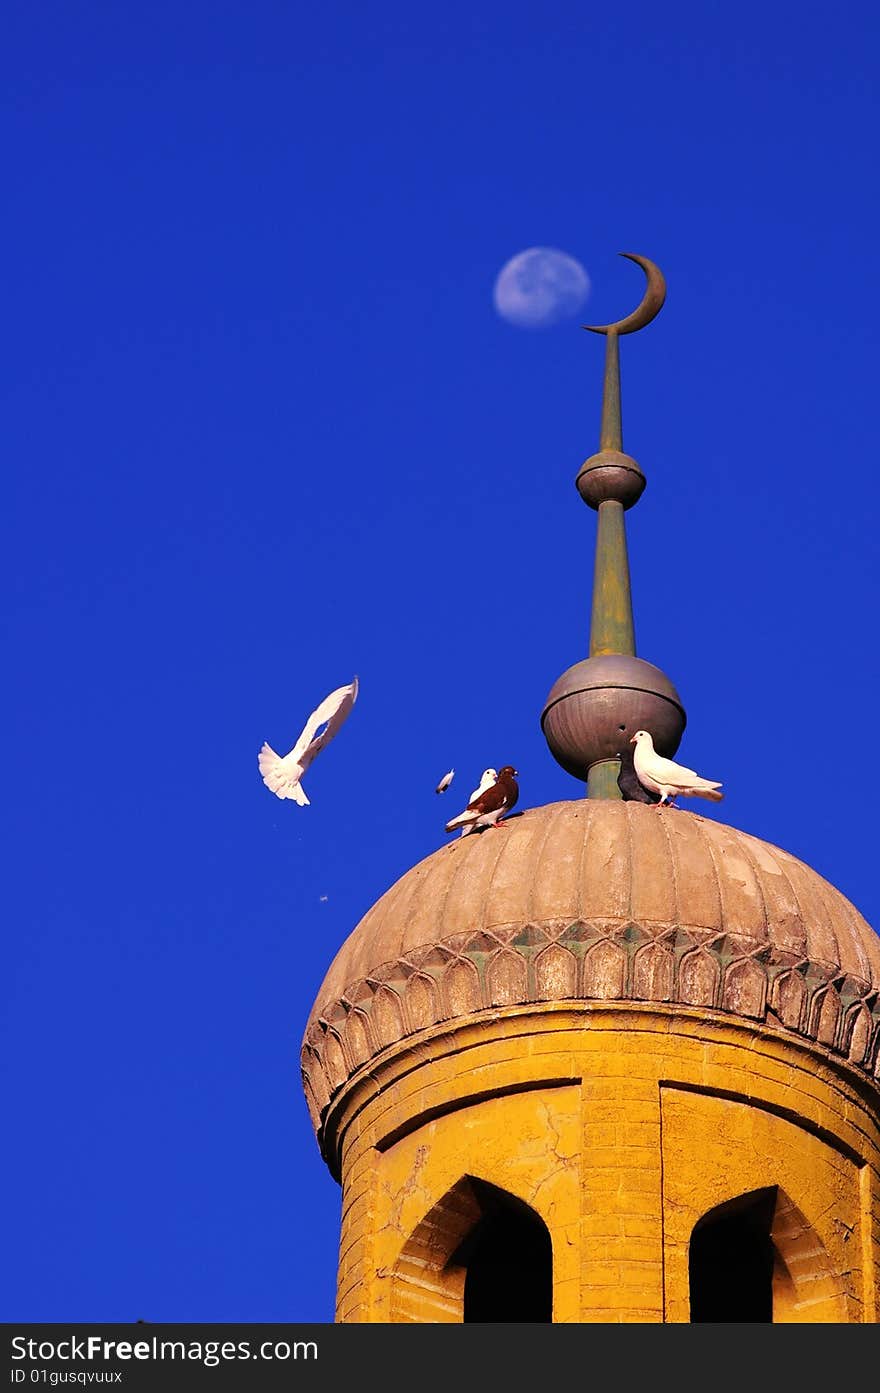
[4,1,879,1322]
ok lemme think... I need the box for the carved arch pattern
[303,918,880,1124]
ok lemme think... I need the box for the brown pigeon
[617,743,660,804]
[457,768,498,837]
[444,765,519,834]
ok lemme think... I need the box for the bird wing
[470,777,515,816]
[641,751,704,785]
[645,753,722,794]
[445,786,495,831]
[286,677,359,767]
[445,772,517,833]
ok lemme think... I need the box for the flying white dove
[435,769,455,794]
[630,730,723,807]
[459,768,498,837]
[258,677,358,806]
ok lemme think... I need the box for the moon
[493,248,590,329]
[583,252,666,335]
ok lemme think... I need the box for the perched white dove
[460,768,498,837]
[630,730,723,807]
[258,677,358,806]
[445,766,519,836]
[435,769,455,794]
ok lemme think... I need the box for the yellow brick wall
[327,1004,880,1322]
[661,1086,862,1321]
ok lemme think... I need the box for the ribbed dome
[302,802,880,1134]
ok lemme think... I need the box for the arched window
[688,1184,851,1323]
[455,1182,553,1323]
[391,1177,553,1323]
[688,1188,777,1322]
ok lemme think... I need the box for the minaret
[301,255,880,1323]
[541,253,686,799]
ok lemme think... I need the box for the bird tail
[258,742,309,803]
[258,742,284,788]
[445,810,477,833]
[692,782,723,801]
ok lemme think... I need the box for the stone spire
[541,253,686,798]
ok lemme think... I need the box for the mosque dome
[302,801,880,1142]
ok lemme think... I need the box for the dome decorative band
[302,803,880,1141]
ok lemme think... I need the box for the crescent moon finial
[579,252,666,457]
[583,252,666,336]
